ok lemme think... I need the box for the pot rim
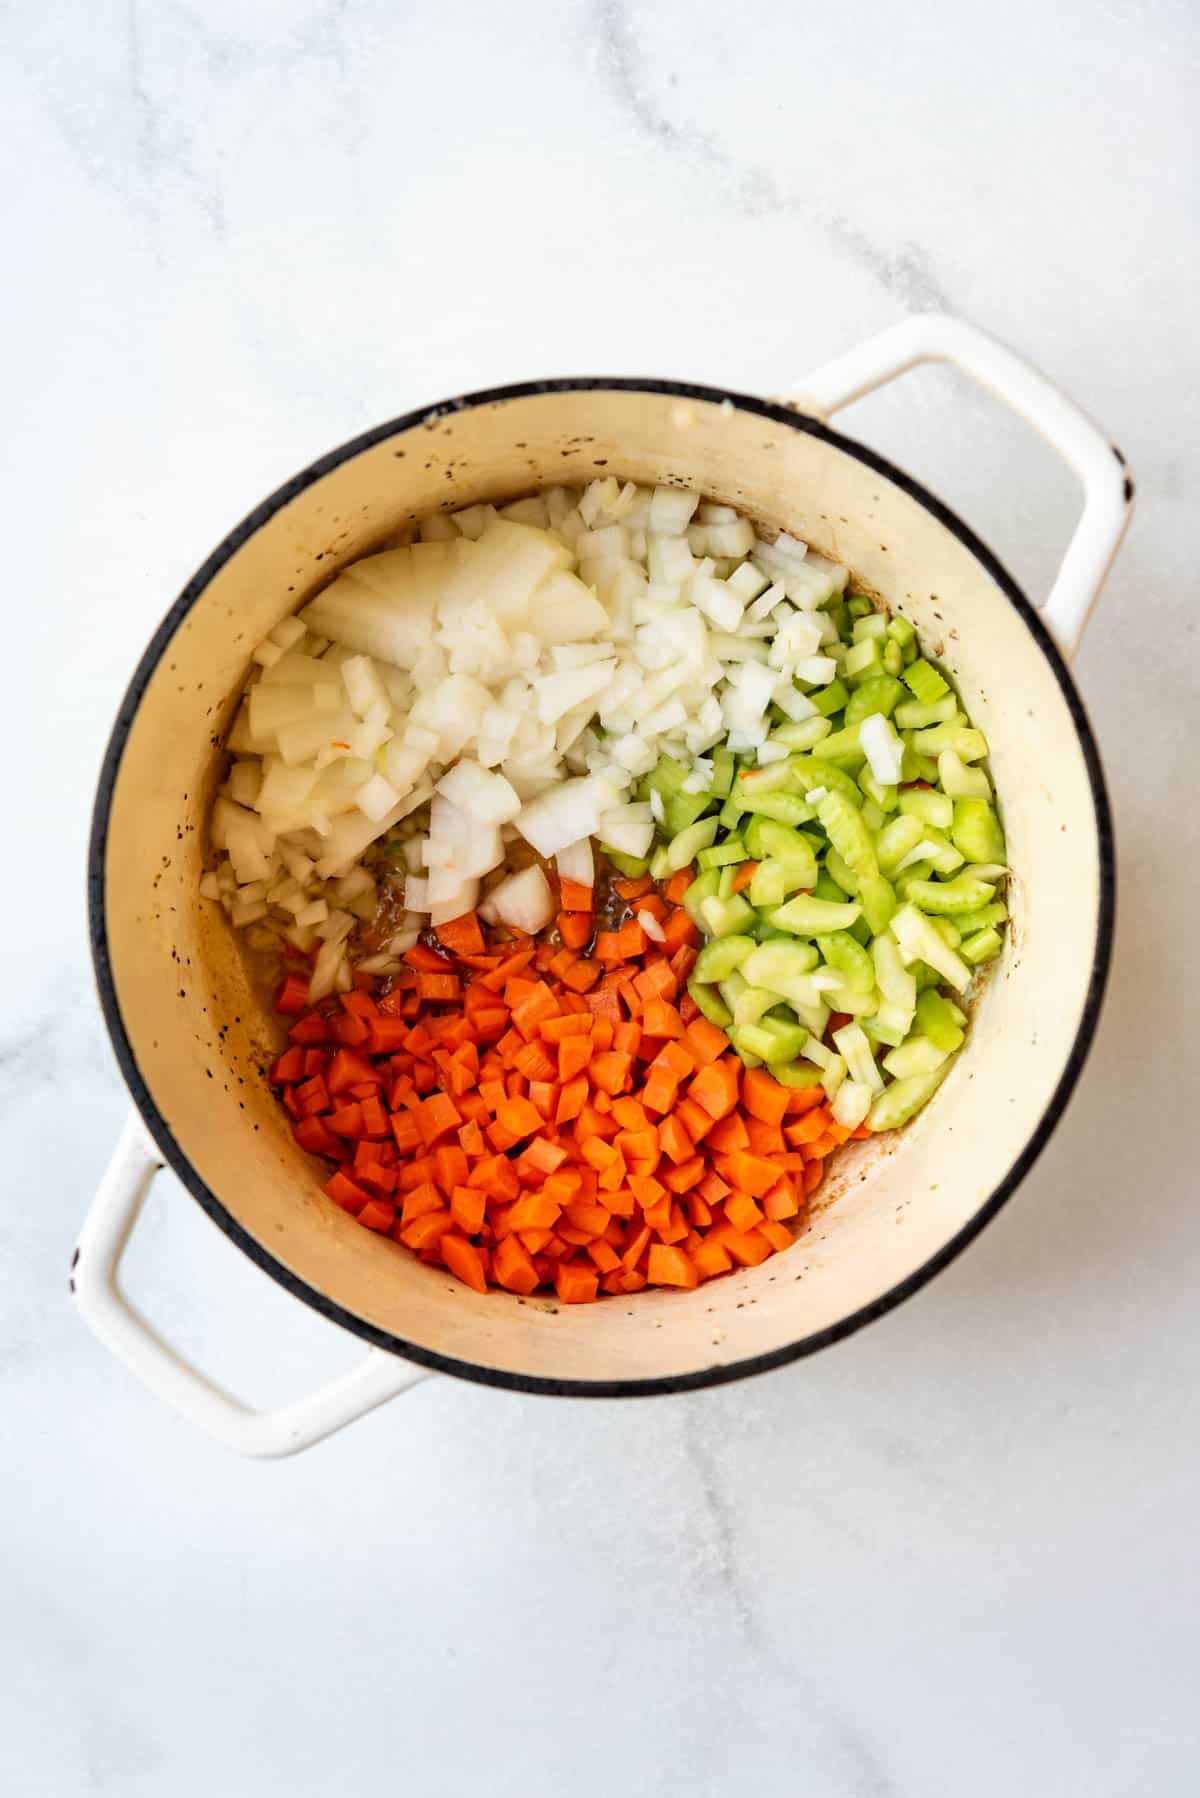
[88,376,1116,1398]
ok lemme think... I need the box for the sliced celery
[811,678,850,717]
[914,989,965,1052]
[875,813,924,875]
[742,940,820,990]
[719,794,747,830]
[858,767,899,812]
[708,746,735,799]
[960,926,1003,965]
[886,614,916,648]
[902,875,996,915]
[693,934,757,982]
[859,873,898,936]
[681,867,721,925]
[845,675,904,727]
[696,836,747,870]
[951,798,1006,864]
[850,606,885,635]
[749,821,818,885]
[812,871,849,904]
[824,848,860,896]
[700,892,756,938]
[767,1058,825,1089]
[647,754,716,835]
[894,694,959,730]
[771,893,862,935]
[882,1035,949,1079]
[819,724,869,765]
[737,1014,808,1062]
[910,723,988,761]
[882,640,903,677]
[717,864,736,900]
[938,749,991,800]
[867,1056,956,1131]
[738,760,800,797]
[902,657,950,704]
[817,931,875,992]
[601,845,651,878]
[952,900,1008,935]
[687,979,732,1029]
[665,816,718,872]
[748,860,791,908]
[738,791,812,826]
[889,904,971,991]
[844,638,883,681]
[818,789,879,880]
[832,1022,885,1091]
[771,717,833,752]
[898,788,953,830]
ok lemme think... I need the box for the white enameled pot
[77,315,1130,1455]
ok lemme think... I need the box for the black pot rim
[87,375,1117,1399]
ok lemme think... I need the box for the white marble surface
[3,2,1198,1792]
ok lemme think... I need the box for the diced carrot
[725,1191,766,1233]
[435,912,486,957]
[646,1244,698,1289]
[555,1263,599,1304]
[762,1178,801,1221]
[720,1227,773,1267]
[324,1171,370,1215]
[442,1234,488,1294]
[270,1045,306,1083]
[662,908,700,952]
[693,1238,733,1280]
[558,911,593,950]
[275,972,311,1016]
[729,860,758,895]
[759,1218,794,1253]
[589,1051,633,1096]
[689,1060,740,1121]
[613,874,654,900]
[657,1115,694,1165]
[293,1116,342,1157]
[493,1235,539,1294]
[664,868,694,904]
[558,878,594,912]
[357,1198,396,1233]
[683,1016,729,1066]
[661,1155,704,1194]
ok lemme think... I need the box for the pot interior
[96,383,1108,1388]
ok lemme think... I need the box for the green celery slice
[902,875,996,915]
[951,798,1006,864]
[665,816,718,872]
[868,1056,956,1131]
[902,657,950,704]
[696,837,747,870]
[960,926,1003,965]
[687,979,732,1028]
[770,893,862,935]
[693,934,756,982]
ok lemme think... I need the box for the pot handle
[787,314,1133,657]
[73,1114,430,1458]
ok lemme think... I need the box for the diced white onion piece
[490,864,555,934]
[556,839,595,887]
[355,772,402,821]
[859,712,905,785]
[648,486,700,534]
[435,759,522,825]
[636,908,666,943]
[597,802,654,857]
[757,739,791,765]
